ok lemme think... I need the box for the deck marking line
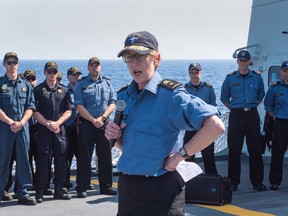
[195,204,275,216]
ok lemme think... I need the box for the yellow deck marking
[195,204,275,216]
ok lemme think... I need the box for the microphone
[110,100,126,147]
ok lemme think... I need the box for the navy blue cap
[237,50,251,60]
[281,61,288,70]
[44,61,58,71]
[117,31,158,57]
[3,52,18,62]
[189,63,201,71]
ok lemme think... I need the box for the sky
[0,0,252,60]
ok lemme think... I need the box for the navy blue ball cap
[281,61,288,70]
[44,61,58,71]
[237,50,251,60]
[3,51,18,62]
[189,63,201,71]
[117,31,158,57]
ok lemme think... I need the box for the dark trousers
[183,131,217,174]
[5,148,16,193]
[227,109,264,186]
[28,125,37,184]
[0,127,32,200]
[117,171,185,216]
[76,118,113,192]
[34,126,68,193]
[269,118,288,185]
[65,126,78,185]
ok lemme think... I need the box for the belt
[231,107,257,112]
[120,172,151,178]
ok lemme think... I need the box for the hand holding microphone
[109,100,126,147]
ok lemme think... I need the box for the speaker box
[185,174,232,206]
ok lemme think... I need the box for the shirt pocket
[102,89,111,101]
[19,93,27,105]
[134,121,165,159]
[0,92,12,106]
[83,88,95,104]
[249,83,259,96]
[230,85,242,99]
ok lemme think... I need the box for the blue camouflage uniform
[220,70,265,188]
[183,81,218,174]
[74,74,116,193]
[264,80,288,186]
[0,74,35,200]
[117,72,218,176]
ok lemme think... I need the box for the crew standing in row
[221,50,266,191]
[0,52,36,206]
[64,67,82,189]
[33,61,72,203]
[74,57,117,198]
[264,61,288,190]
[184,63,218,174]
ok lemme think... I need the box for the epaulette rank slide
[160,79,181,90]
[117,83,130,93]
[204,82,212,87]
[271,81,281,87]
[253,70,261,75]
[228,71,236,76]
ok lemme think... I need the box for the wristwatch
[178,147,190,159]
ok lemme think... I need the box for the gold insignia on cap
[57,88,62,94]
[126,45,149,51]
[21,87,27,92]
[47,62,56,67]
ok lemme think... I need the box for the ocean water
[10,59,237,114]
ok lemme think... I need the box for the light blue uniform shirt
[220,70,265,108]
[74,74,116,117]
[117,72,219,177]
[184,81,217,106]
[264,80,288,119]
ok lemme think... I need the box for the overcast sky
[0,0,252,60]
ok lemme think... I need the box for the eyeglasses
[46,70,58,75]
[6,61,18,65]
[122,53,148,63]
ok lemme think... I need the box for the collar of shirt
[235,70,253,78]
[186,81,204,89]
[87,73,103,83]
[43,80,61,91]
[127,72,162,95]
[3,73,22,83]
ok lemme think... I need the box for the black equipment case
[185,174,232,205]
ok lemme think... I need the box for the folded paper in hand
[176,161,203,182]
